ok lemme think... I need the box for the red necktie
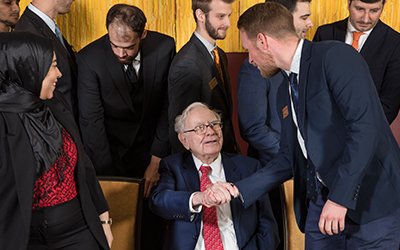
[200,165,224,250]
[212,48,225,86]
[351,31,365,51]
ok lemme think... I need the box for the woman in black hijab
[0,32,113,249]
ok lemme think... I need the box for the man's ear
[256,33,269,51]
[141,29,148,40]
[195,9,205,23]
[178,133,190,150]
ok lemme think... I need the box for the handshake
[192,182,240,208]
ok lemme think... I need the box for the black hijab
[0,32,63,176]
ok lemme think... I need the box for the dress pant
[304,181,400,249]
[28,197,100,250]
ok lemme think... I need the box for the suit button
[193,235,198,240]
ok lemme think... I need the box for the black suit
[77,31,175,176]
[14,7,78,120]
[168,34,237,153]
[0,91,109,250]
[313,18,400,124]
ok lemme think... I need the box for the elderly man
[313,0,400,124]
[150,102,279,250]
[0,0,19,32]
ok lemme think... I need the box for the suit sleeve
[149,159,198,221]
[322,44,384,209]
[237,59,280,163]
[168,57,204,153]
[149,40,176,158]
[77,52,114,175]
[377,40,400,124]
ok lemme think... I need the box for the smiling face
[0,0,20,32]
[292,1,313,39]
[347,0,384,32]
[204,0,232,40]
[178,106,223,164]
[40,52,62,100]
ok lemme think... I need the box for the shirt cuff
[189,192,202,221]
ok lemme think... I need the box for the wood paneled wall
[18,0,400,52]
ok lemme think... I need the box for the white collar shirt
[345,19,373,52]
[28,3,56,34]
[194,31,217,60]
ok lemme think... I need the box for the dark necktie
[290,72,318,202]
[200,165,223,250]
[126,64,138,85]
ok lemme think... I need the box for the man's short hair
[238,2,296,41]
[265,0,311,13]
[106,4,147,36]
[174,102,222,134]
[349,0,386,4]
[192,0,235,22]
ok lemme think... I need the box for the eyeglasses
[183,122,223,135]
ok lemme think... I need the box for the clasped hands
[192,182,239,208]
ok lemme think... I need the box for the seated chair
[98,176,144,250]
[280,180,305,250]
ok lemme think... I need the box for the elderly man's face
[178,106,223,164]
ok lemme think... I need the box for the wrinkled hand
[319,199,348,235]
[192,182,239,208]
[143,156,161,198]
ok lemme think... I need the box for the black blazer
[313,18,400,124]
[77,31,176,175]
[0,91,109,250]
[14,7,79,120]
[168,34,236,154]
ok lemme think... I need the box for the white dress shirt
[194,31,218,60]
[123,51,141,76]
[28,3,57,34]
[189,153,239,250]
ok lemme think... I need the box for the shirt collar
[194,31,217,58]
[28,3,56,33]
[285,39,304,79]
[192,153,223,177]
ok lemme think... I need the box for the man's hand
[143,155,161,198]
[192,182,239,208]
[319,199,348,235]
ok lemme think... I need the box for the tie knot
[352,31,365,41]
[200,165,211,175]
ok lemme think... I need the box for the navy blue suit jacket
[150,152,279,250]
[237,59,283,165]
[313,18,400,124]
[236,40,400,232]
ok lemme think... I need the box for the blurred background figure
[0,31,112,250]
[0,0,20,32]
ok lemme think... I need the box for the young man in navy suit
[150,102,279,250]
[313,0,400,124]
[213,2,400,249]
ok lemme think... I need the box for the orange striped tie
[351,31,365,51]
[212,48,225,86]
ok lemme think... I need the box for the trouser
[305,181,400,249]
[28,197,100,250]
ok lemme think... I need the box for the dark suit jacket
[168,34,237,154]
[150,152,279,250]
[14,7,78,120]
[0,91,109,250]
[313,18,400,124]
[236,40,400,232]
[77,31,175,176]
[237,59,282,166]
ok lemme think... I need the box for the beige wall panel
[17,0,400,52]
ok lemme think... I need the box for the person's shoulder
[376,20,400,41]
[162,151,189,165]
[222,153,261,170]
[146,30,174,43]
[77,34,108,58]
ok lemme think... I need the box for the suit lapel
[360,20,384,56]
[181,152,201,192]
[103,35,136,114]
[140,35,157,119]
[24,9,77,76]
[191,35,230,104]
[298,40,313,139]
